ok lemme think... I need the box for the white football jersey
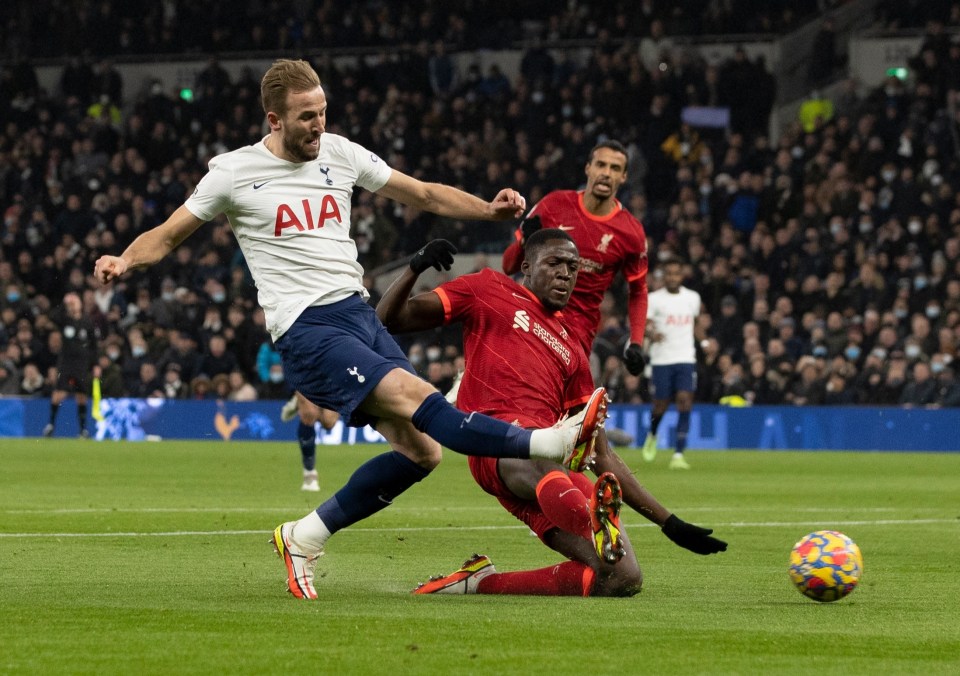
[646,286,700,365]
[185,133,392,340]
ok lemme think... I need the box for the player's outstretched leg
[411,386,607,471]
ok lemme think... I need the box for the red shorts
[468,456,594,540]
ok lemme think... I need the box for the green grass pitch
[1,439,958,675]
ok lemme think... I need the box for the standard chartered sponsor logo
[513,309,570,364]
[532,322,571,365]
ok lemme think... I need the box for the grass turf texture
[1,440,958,675]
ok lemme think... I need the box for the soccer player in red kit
[502,140,649,375]
[378,230,726,597]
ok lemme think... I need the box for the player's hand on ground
[410,239,458,274]
[661,514,728,555]
[94,255,128,284]
[623,342,646,376]
[519,214,542,243]
[490,188,527,220]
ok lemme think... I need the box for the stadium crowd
[2,1,841,60]
[2,3,960,410]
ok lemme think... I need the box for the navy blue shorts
[276,294,416,428]
[650,363,696,401]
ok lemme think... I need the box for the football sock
[48,402,60,425]
[476,561,593,596]
[676,411,690,454]
[649,410,664,436]
[77,402,87,430]
[535,471,591,539]
[314,450,430,535]
[412,392,532,459]
[297,421,316,471]
[292,510,332,551]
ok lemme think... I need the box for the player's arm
[376,239,455,333]
[94,205,205,283]
[376,169,525,221]
[622,253,649,375]
[592,433,728,555]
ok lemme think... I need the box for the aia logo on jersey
[665,314,692,326]
[512,310,530,332]
[596,233,614,253]
[274,197,343,236]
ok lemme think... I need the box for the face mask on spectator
[882,169,896,183]
[905,344,922,360]
[211,292,226,303]
[858,220,873,234]
[132,346,147,358]
[812,345,828,357]
[829,221,843,236]
[269,371,284,383]
[908,220,922,235]
[107,349,121,361]
[162,292,175,301]
[426,347,442,362]
[931,361,945,374]
[926,306,941,319]
[844,346,861,361]
[6,292,20,302]
[894,308,908,319]
[914,277,928,290]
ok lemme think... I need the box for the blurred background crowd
[2,0,960,409]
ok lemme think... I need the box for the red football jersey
[434,267,595,429]
[503,190,648,353]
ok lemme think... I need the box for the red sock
[476,561,594,596]
[535,471,591,540]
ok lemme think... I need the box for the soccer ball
[788,530,863,602]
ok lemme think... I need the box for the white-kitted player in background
[640,258,701,469]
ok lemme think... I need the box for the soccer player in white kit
[641,258,702,469]
[93,59,606,599]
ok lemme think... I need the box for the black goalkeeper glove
[519,214,542,243]
[623,342,646,376]
[661,514,728,555]
[410,239,458,274]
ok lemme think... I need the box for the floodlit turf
[1,439,959,675]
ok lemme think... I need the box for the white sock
[292,510,332,551]
[528,428,565,461]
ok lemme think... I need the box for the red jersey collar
[577,191,622,223]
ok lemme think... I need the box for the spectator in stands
[130,361,163,398]
[200,334,238,379]
[899,360,938,407]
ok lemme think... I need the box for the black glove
[520,214,542,243]
[623,342,646,376]
[410,239,458,274]
[661,514,728,555]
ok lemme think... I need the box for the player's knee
[591,561,643,597]
[406,437,442,470]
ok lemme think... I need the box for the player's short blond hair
[260,59,321,117]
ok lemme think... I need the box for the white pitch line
[0,518,956,538]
